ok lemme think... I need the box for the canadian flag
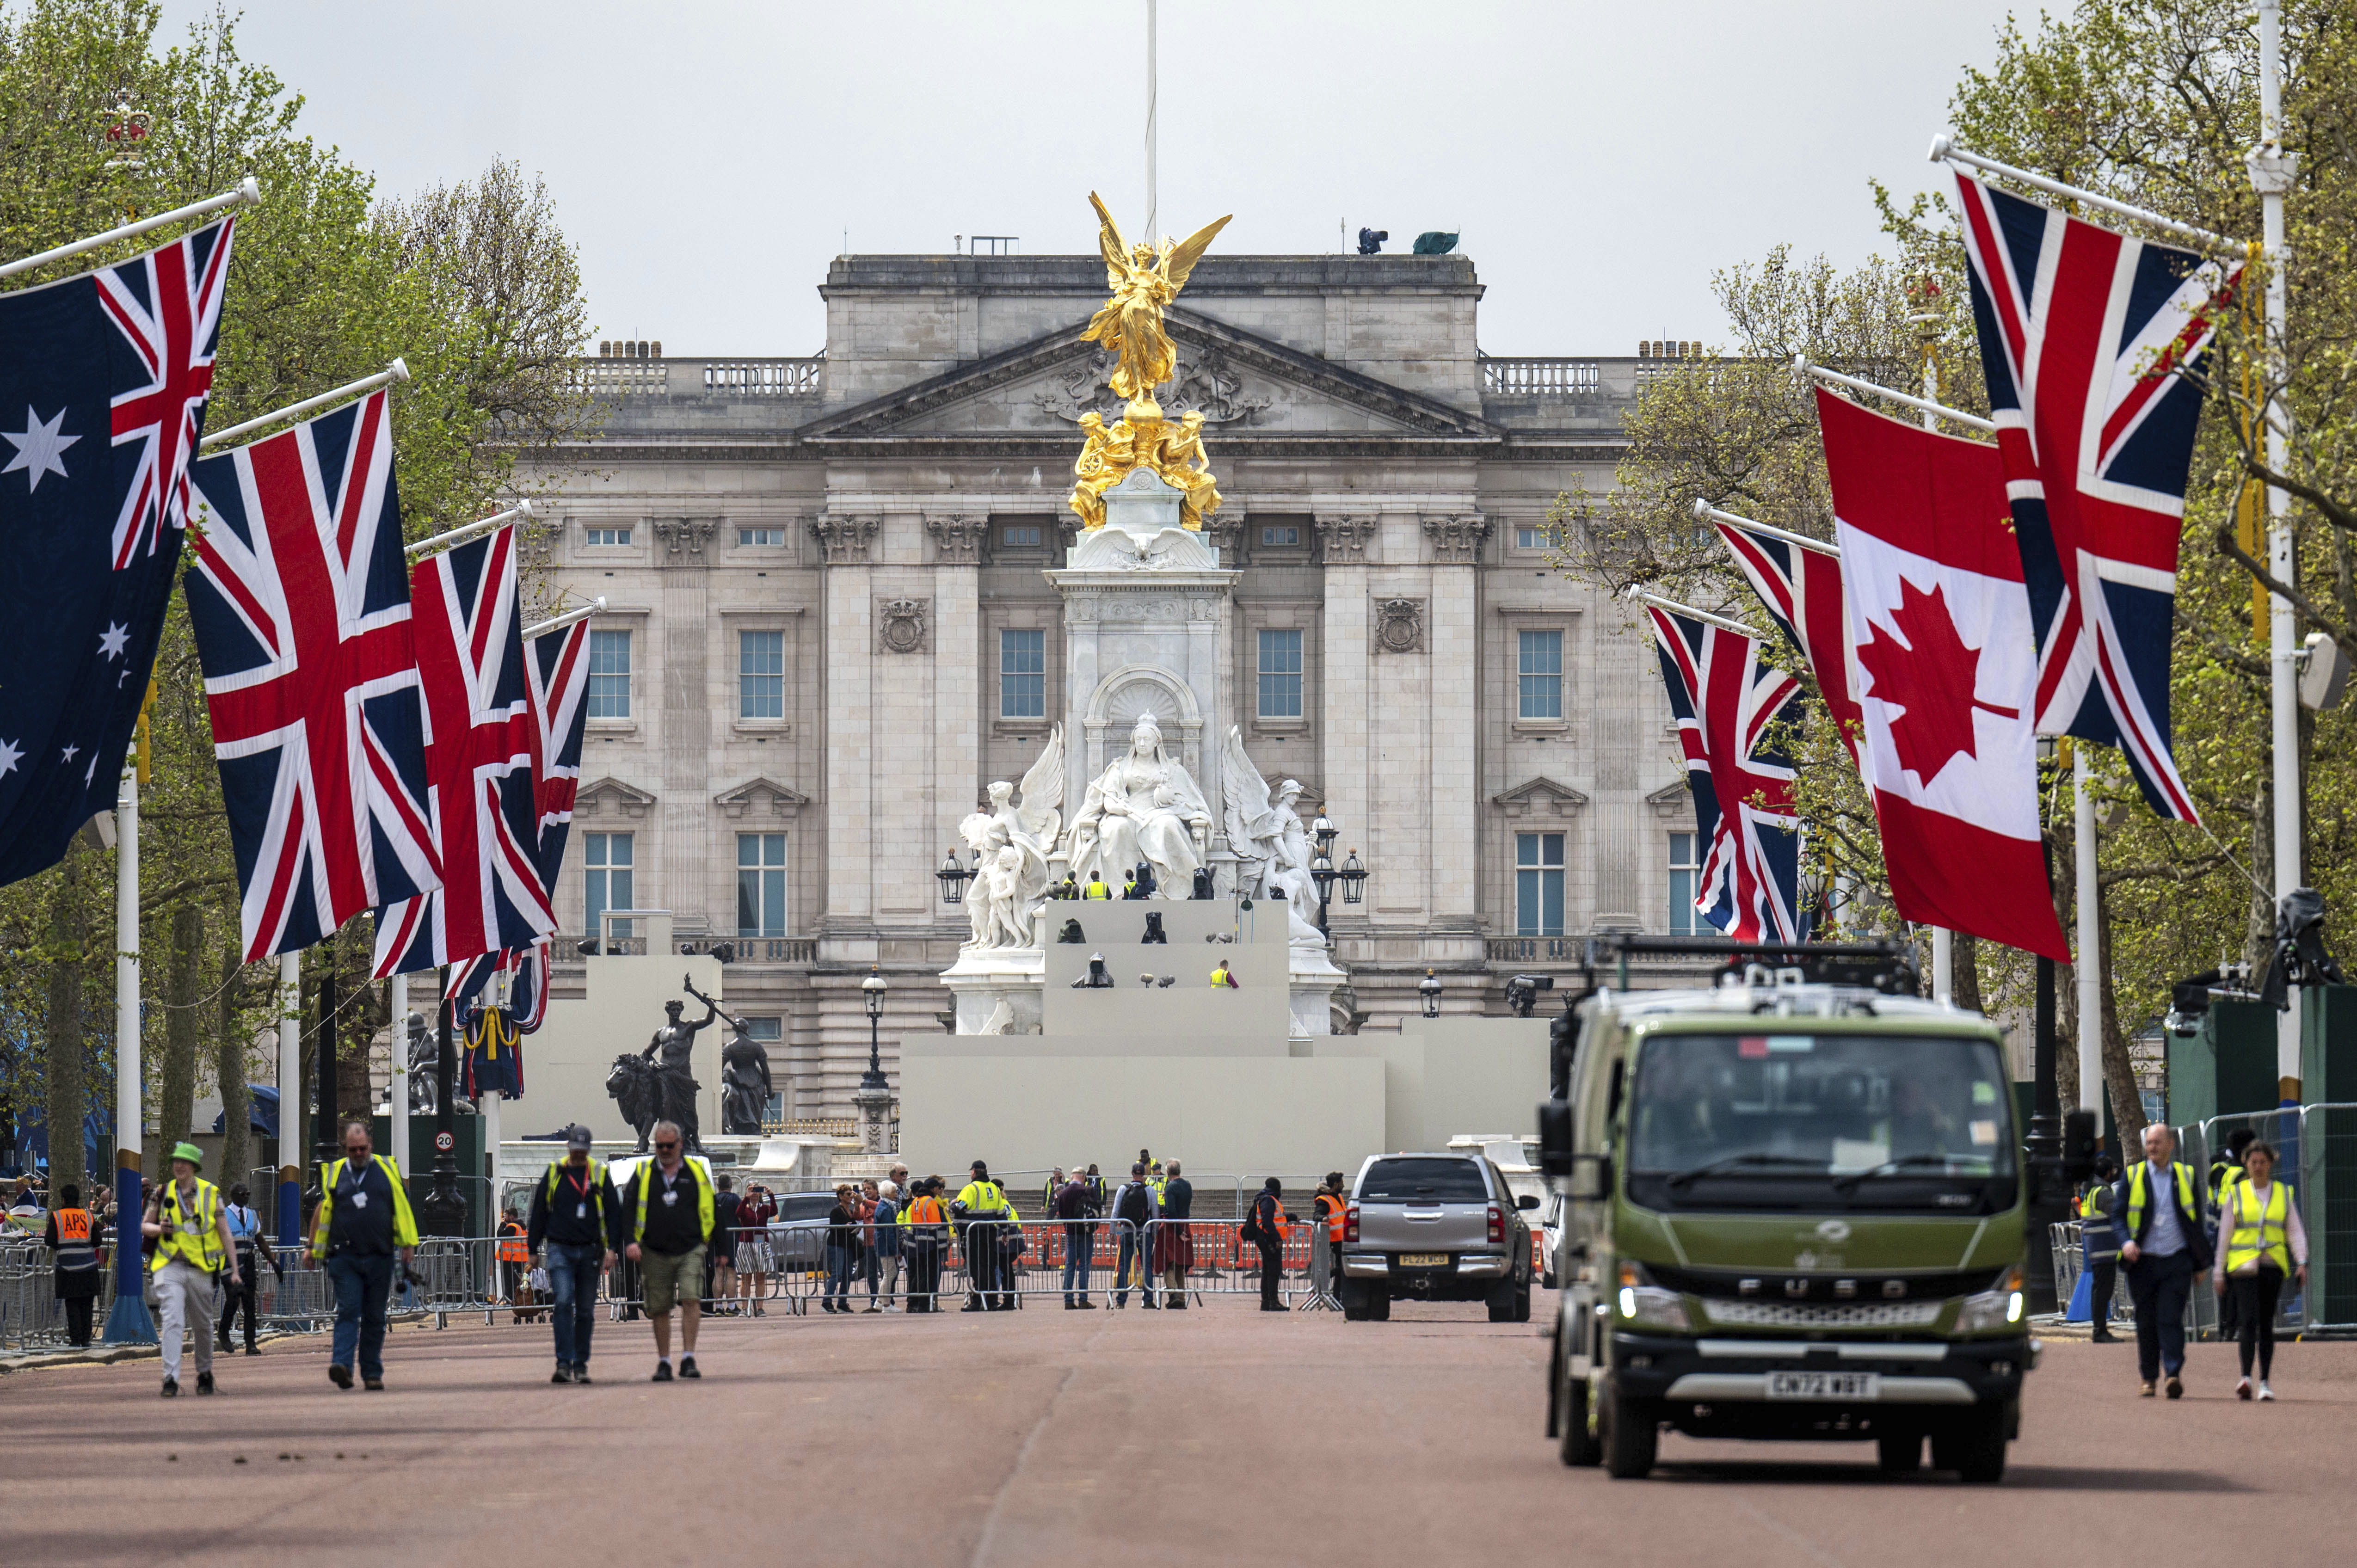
[1818,388,2069,962]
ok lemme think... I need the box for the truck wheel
[1514,1281,1533,1322]
[1559,1369,1602,1467]
[1487,1279,1516,1323]
[1876,1433,1922,1476]
[1341,1279,1368,1321]
[1367,1286,1391,1321]
[1600,1377,1657,1479]
[1931,1405,2008,1485]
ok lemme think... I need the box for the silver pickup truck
[1340,1152,1538,1322]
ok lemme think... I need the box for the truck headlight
[1616,1261,1692,1331]
[1955,1265,2025,1333]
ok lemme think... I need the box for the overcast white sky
[159,0,2035,358]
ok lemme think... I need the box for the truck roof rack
[1582,935,1920,996]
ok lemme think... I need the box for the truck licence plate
[1397,1253,1449,1267]
[1765,1371,1879,1401]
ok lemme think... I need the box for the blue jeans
[326,1253,394,1379]
[2126,1248,2196,1382]
[1062,1224,1093,1304]
[1115,1231,1151,1306]
[546,1242,603,1368]
[825,1245,853,1305]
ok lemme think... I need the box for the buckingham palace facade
[517,252,1709,1120]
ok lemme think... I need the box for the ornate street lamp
[1304,812,1368,938]
[1339,848,1367,906]
[936,849,975,905]
[1310,844,1336,935]
[860,965,888,1091]
[1418,969,1442,1019]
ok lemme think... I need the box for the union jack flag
[372,526,556,976]
[185,389,440,959]
[97,216,234,568]
[1955,172,2238,822]
[1712,516,1864,771]
[1648,605,1811,943]
[522,617,593,889]
[452,942,548,1037]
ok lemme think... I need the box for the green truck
[1539,943,2044,1483]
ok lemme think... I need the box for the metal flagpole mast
[2254,0,2302,1087]
[102,763,154,1341]
[388,973,409,1179]
[1144,0,1157,240]
[2073,747,2103,1111]
[1916,313,1955,1004]
[275,951,301,1246]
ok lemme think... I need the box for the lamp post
[936,849,974,906]
[855,965,893,1156]
[1418,969,1442,1019]
[2023,737,2065,1314]
[860,966,888,1091]
[1306,807,1370,939]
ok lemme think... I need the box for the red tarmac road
[5,1291,2353,1567]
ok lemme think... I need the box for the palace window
[738,526,784,547]
[739,629,785,719]
[585,832,633,939]
[1000,628,1046,718]
[1261,525,1300,547]
[1258,628,1303,718]
[584,525,632,547]
[1516,523,1563,551]
[1515,832,1565,937]
[586,629,631,719]
[1668,831,1701,935]
[1002,525,1042,547]
[1518,628,1563,719]
[738,833,787,937]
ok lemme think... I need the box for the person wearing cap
[217,1181,273,1356]
[952,1161,1014,1311]
[309,1120,418,1392]
[528,1124,621,1384]
[1111,1162,1157,1308]
[141,1141,241,1396]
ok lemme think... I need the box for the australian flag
[0,218,237,885]
[1648,604,1811,943]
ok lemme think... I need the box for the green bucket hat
[169,1141,203,1169]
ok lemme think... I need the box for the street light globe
[1311,812,1337,848]
[862,964,887,1019]
[1418,968,1442,1018]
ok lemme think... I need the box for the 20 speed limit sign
[434,1131,455,1152]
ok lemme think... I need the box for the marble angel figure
[1219,725,1328,946]
[955,727,1065,948]
[1067,713,1212,898]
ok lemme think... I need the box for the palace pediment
[800,307,1499,451]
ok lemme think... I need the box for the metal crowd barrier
[2046,1220,2134,1328]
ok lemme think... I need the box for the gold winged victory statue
[1067,194,1231,530]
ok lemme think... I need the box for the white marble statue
[1220,725,1329,946]
[956,727,1065,948]
[1068,713,1212,898]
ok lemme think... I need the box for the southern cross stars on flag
[0,217,239,886]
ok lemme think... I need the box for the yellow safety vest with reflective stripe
[545,1159,611,1248]
[152,1178,224,1274]
[310,1155,421,1259]
[1083,880,1112,900]
[2124,1160,2198,1246]
[2222,1179,2295,1275]
[954,1179,1008,1218]
[631,1158,715,1244]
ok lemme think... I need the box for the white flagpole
[1694,498,1841,557]
[520,596,606,642]
[276,951,302,1247]
[1915,340,1957,1006]
[0,178,261,283]
[1799,358,1996,433]
[405,501,534,561]
[2255,0,2302,1094]
[1144,0,1158,240]
[2074,747,2103,1111]
[1624,587,1764,641]
[389,973,409,1180]
[1929,135,2239,255]
[198,360,408,452]
[102,762,154,1341]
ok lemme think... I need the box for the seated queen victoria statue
[1067,714,1212,900]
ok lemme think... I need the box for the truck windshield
[1625,1032,2015,1212]
[1359,1158,1489,1202]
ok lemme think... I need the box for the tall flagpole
[102,765,154,1342]
[1144,0,1157,241]
[388,973,409,1179]
[2074,748,2103,1112]
[1915,311,1954,1004]
[2254,0,2302,1093]
[276,950,301,1247]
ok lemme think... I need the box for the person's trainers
[553,1364,574,1384]
[2236,1377,2252,1401]
[2138,1380,2156,1397]
[2258,1381,2277,1401]
[363,1377,385,1391]
[1078,1301,1099,1309]
[2165,1374,2183,1399]
[679,1357,701,1379]
[195,1371,215,1396]
[160,1376,178,1397]
[328,1364,353,1389]
[572,1365,592,1385]
[2090,1329,2117,1343]
[651,1362,674,1382]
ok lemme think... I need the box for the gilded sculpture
[1068,193,1232,530]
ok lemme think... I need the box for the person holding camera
[309,1121,418,1392]
[143,1143,242,1397]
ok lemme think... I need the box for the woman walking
[823,1184,857,1314]
[2211,1139,2307,1401]
[43,1183,104,1348]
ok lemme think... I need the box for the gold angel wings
[1082,192,1231,407]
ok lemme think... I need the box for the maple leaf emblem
[1853,579,2019,786]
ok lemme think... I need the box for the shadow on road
[1652,1459,2248,1492]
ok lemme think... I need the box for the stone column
[1316,513,1377,942]
[1423,514,1488,941]
[813,514,879,946]
[926,510,986,906]
[652,518,717,929]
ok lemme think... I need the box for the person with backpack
[527,1125,621,1384]
[144,1143,243,1396]
[1155,1160,1194,1309]
[1243,1178,1292,1311]
[1052,1170,1096,1309]
[42,1182,103,1349]
[1111,1163,1157,1308]
[216,1182,272,1356]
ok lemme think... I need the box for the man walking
[2120,1123,2210,1398]
[1112,1163,1157,1308]
[1157,1159,1194,1308]
[309,1122,416,1392]
[953,1161,1014,1311]
[528,1125,619,1384]
[622,1121,714,1380]
[144,1143,242,1396]
[1053,1167,1096,1309]
[217,1181,270,1356]
[1247,1178,1291,1311]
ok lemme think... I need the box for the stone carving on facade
[652,518,717,559]
[811,514,878,564]
[1167,350,1271,425]
[1315,514,1379,564]
[1030,348,1120,423]
[1067,713,1214,898]
[955,728,1065,949]
[924,513,988,565]
[1219,724,1329,947]
[1374,597,1425,654]
[1204,517,1245,563]
[1422,513,1489,564]
[877,597,929,654]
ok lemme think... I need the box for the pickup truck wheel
[1876,1433,1922,1476]
[1558,1368,1602,1467]
[1600,1377,1657,1479]
[1340,1279,1368,1321]
[1486,1279,1517,1323]
[1366,1286,1390,1321]
[1514,1281,1533,1322]
[1932,1404,2009,1485]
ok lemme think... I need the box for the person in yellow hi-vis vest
[142,1143,241,1397]
[2210,1139,2308,1402]
[622,1120,714,1381]
[1083,873,1113,900]
[310,1121,418,1391]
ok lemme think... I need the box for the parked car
[761,1191,837,1272]
[1340,1152,1537,1323]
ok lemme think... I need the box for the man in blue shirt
[2120,1124,2210,1398]
[216,1182,271,1356]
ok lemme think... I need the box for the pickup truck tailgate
[1357,1201,1490,1253]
